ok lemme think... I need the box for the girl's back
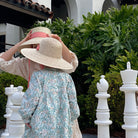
[19,68,80,138]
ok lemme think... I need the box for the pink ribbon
[27,31,49,87]
[30,32,49,39]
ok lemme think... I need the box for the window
[0,35,5,53]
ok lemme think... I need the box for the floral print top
[19,68,80,138]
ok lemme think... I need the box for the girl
[0,26,82,138]
[19,37,80,138]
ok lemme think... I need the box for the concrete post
[95,75,112,138]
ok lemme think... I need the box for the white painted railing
[1,62,138,138]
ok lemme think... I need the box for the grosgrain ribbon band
[30,32,49,39]
[27,31,49,87]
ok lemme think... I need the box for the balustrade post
[120,62,138,138]
[1,85,18,138]
[95,75,112,138]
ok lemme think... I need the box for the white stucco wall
[92,0,105,13]
[6,24,21,50]
[64,0,105,25]
[77,0,93,24]
[65,0,93,25]
[0,24,6,35]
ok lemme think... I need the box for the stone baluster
[8,86,25,138]
[95,75,112,138]
[1,85,18,138]
[120,62,138,138]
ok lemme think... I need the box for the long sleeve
[0,52,28,79]
[0,53,41,80]
[19,72,42,123]
[67,75,80,122]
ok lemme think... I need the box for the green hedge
[0,72,27,127]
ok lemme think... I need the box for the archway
[102,0,121,13]
[52,0,68,21]
[52,0,79,25]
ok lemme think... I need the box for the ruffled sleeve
[0,52,29,80]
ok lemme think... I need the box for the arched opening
[102,0,121,13]
[52,0,68,21]
[52,0,79,25]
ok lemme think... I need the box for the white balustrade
[120,62,138,138]
[95,75,112,138]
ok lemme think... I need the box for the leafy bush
[0,72,27,127]
[81,5,138,82]
[110,50,138,72]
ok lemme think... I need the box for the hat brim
[18,37,44,52]
[21,48,73,70]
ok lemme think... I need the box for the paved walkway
[0,129,120,138]
[83,134,97,138]
[0,129,96,138]
[0,129,95,138]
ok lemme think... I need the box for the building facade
[0,0,135,52]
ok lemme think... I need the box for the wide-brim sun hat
[18,27,51,51]
[21,37,73,70]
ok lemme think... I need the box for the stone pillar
[1,85,18,138]
[120,62,138,138]
[8,86,25,138]
[95,75,112,138]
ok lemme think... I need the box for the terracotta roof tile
[7,0,53,18]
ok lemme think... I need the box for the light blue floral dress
[19,68,80,138]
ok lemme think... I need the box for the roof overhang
[0,0,53,28]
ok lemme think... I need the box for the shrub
[0,72,27,127]
[110,50,138,72]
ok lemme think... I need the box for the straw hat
[18,27,51,51]
[21,37,73,70]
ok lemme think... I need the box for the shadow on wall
[102,0,121,13]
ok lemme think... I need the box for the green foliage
[110,50,138,72]
[0,72,27,127]
[80,5,138,83]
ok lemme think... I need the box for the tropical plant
[110,50,138,72]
